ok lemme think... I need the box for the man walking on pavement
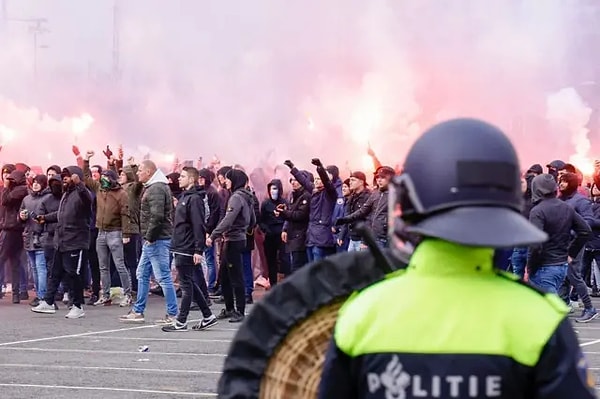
[162,167,217,332]
[120,160,178,324]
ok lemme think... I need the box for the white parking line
[0,324,157,347]
[0,347,226,357]
[82,336,231,343]
[0,383,216,397]
[0,363,222,374]
[581,339,600,347]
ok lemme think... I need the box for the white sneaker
[119,294,132,307]
[31,300,56,314]
[65,305,85,319]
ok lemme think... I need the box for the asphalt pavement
[1,293,600,398]
[0,292,243,398]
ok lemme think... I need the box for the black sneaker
[29,297,40,307]
[86,295,99,306]
[12,294,20,304]
[161,320,188,332]
[192,315,218,330]
[229,310,245,323]
[214,296,226,304]
[216,309,233,320]
[20,291,29,300]
[576,308,599,323]
[246,295,254,305]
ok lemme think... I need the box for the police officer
[318,118,597,399]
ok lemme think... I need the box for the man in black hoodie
[1,168,29,303]
[259,179,287,287]
[32,166,92,318]
[198,168,221,295]
[528,174,591,296]
[163,167,217,332]
[206,169,256,323]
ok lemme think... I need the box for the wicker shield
[217,248,408,399]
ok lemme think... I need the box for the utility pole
[1,0,7,33]
[6,17,49,82]
[112,0,120,81]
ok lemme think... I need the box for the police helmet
[390,118,547,247]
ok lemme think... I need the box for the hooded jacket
[259,179,286,236]
[210,169,256,243]
[280,183,311,252]
[528,174,591,269]
[19,180,49,251]
[139,168,173,242]
[39,175,62,249]
[171,185,208,256]
[1,170,29,231]
[43,166,93,251]
[199,168,221,233]
[290,166,338,247]
[559,172,600,229]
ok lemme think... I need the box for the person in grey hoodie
[528,174,591,306]
[206,169,256,323]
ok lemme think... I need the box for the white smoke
[546,87,594,174]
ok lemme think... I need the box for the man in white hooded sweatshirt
[120,160,178,324]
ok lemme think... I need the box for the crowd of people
[1,143,600,329]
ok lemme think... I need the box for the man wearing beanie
[32,166,92,318]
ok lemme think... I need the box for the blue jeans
[306,246,336,263]
[511,247,528,279]
[204,246,217,291]
[133,239,178,316]
[242,250,253,297]
[347,240,363,252]
[27,250,47,299]
[529,264,568,294]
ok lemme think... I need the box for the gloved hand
[335,217,349,226]
[311,158,322,167]
[284,160,294,169]
[103,145,113,159]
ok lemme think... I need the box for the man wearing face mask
[83,163,134,308]
[32,166,92,319]
[259,179,287,287]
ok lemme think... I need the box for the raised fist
[284,160,294,169]
[72,145,81,157]
[85,150,95,159]
[117,145,124,160]
[311,158,322,167]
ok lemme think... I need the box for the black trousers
[1,231,24,296]
[124,234,141,291]
[264,234,289,287]
[175,254,212,323]
[44,249,85,308]
[220,240,246,314]
[81,229,100,296]
[193,265,210,301]
[290,250,309,274]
